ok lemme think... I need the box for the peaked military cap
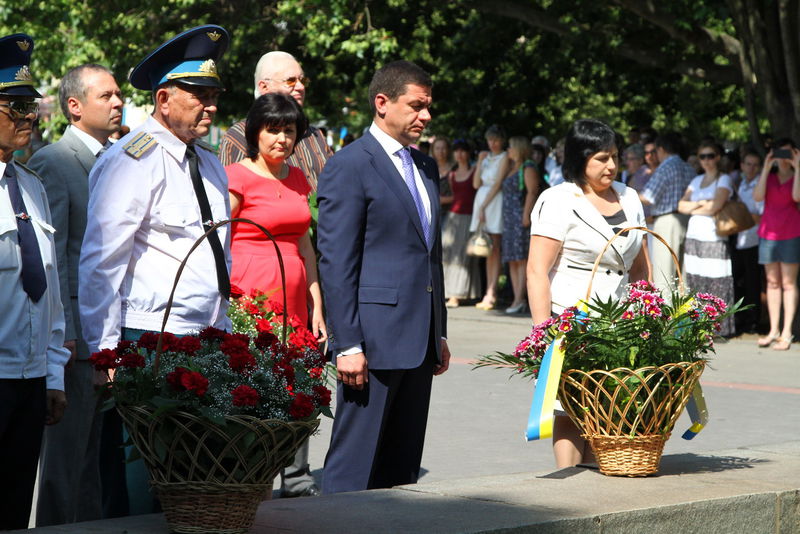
[129,25,229,91]
[0,33,41,98]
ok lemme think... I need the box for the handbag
[466,224,492,257]
[714,187,755,236]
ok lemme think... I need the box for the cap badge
[15,66,32,82]
[198,59,217,75]
[16,40,30,51]
[206,31,221,42]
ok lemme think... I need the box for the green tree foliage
[0,0,774,147]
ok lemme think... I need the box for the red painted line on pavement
[452,358,800,395]
[701,380,800,395]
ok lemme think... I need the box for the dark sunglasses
[0,101,39,120]
[698,152,717,160]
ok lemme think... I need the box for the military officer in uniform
[0,33,70,530]
[78,25,232,515]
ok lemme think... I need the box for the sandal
[757,332,780,347]
[772,336,793,351]
[475,299,495,310]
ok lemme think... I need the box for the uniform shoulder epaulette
[194,139,215,153]
[13,161,43,181]
[122,132,158,159]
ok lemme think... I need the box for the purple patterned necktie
[396,147,431,245]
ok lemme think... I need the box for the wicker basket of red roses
[89,218,331,534]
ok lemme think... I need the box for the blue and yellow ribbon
[681,383,709,440]
[526,304,587,441]
[525,332,566,441]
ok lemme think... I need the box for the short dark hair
[452,139,471,153]
[562,119,617,186]
[59,64,114,120]
[244,93,308,161]
[773,137,797,149]
[368,60,432,114]
[655,132,683,155]
[741,148,762,163]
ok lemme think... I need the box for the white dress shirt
[368,122,432,222]
[736,176,763,250]
[79,116,232,354]
[0,161,70,390]
[68,124,105,156]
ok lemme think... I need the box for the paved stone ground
[304,305,800,487]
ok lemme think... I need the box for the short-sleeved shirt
[736,176,763,250]
[641,155,696,216]
[685,173,733,242]
[530,181,645,313]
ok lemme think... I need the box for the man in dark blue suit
[318,61,450,494]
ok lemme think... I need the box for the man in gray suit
[29,64,123,526]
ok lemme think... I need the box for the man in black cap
[78,25,232,515]
[0,33,71,530]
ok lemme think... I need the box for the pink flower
[640,331,651,340]
[646,305,662,317]
[558,321,572,333]
[621,310,634,320]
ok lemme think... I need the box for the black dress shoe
[280,484,320,498]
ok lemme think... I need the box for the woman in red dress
[226,93,326,341]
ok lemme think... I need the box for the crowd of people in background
[420,124,800,348]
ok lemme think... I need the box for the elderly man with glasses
[0,33,71,530]
[219,51,332,191]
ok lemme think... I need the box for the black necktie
[185,145,230,300]
[4,164,47,302]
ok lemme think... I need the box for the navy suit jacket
[317,130,446,370]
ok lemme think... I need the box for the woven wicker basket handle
[153,217,287,375]
[584,226,683,302]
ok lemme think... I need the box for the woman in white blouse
[527,119,649,468]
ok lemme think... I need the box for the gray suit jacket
[28,128,96,359]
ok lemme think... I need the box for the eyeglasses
[698,152,717,160]
[265,76,309,89]
[644,150,657,155]
[0,101,39,120]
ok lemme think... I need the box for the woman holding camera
[752,139,800,350]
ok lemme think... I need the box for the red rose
[309,367,324,380]
[289,315,304,329]
[166,366,189,389]
[119,352,145,368]
[180,370,209,397]
[220,333,250,355]
[159,332,180,352]
[313,385,331,406]
[231,385,260,407]
[198,326,226,342]
[230,284,245,299]
[115,340,135,353]
[268,299,284,316]
[137,332,161,351]
[289,393,315,419]
[177,336,202,356]
[289,327,318,349]
[88,348,120,371]
[254,331,279,350]
[229,351,257,373]
[255,318,273,333]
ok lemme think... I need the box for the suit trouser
[651,213,689,295]
[0,377,46,530]
[322,346,436,494]
[36,359,104,526]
